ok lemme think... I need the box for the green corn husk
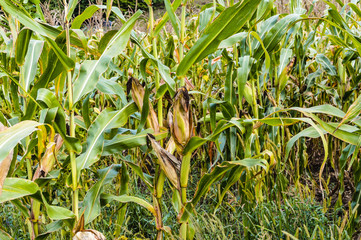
[168,87,193,154]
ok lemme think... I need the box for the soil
[305,138,354,207]
[304,138,359,238]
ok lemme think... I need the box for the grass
[0,181,353,239]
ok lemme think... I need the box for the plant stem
[180,153,191,204]
[179,1,186,87]
[154,166,165,240]
[64,0,78,221]
[149,4,163,129]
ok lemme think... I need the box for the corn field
[1,0,361,239]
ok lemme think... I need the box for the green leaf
[15,28,33,66]
[180,158,267,222]
[164,0,180,37]
[76,103,138,177]
[335,94,361,131]
[43,201,75,220]
[132,41,176,96]
[96,76,123,96]
[285,126,325,160]
[254,14,301,60]
[0,0,48,36]
[154,0,181,35]
[349,3,361,18]
[218,32,247,49]
[250,31,271,71]
[292,104,346,118]
[177,0,262,76]
[256,0,273,21]
[237,56,253,107]
[36,89,82,153]
[72,5,126,29]
[66,0,78,21]
[20,40,44,93]
[98,30,117,54]
[101,194,156,217]
[23,34,67,120]
[0,121,43,164]
[315,54,337,76]
[44,37,75,71]
[0,0,82,48]
[82,165,122,225]
[72,11,141,103]
[35,221,63,240]
[103,129,168,156]
[0,229,13,240]
[183,119,245,155]
[123,159,154,190]
[278,48,293,77]
[0,178,39,203]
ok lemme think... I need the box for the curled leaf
[147,134,181,190]
[33,134,63,180]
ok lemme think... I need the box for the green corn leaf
[164,0,180,37]
[15,28,33,66]
[0,0,82,47]
[36,88,82,153]
[72,11,141,103]
[43,201,75,220]
[44,37,75,71]
[76,103,138,178]
[349,3,361,18]
[218,32,248,49]
[131,37,176,96]
[183,119,245,155]
[96,77,124,96]
[0,178,39,203]
[250,31,271,71]
[177,0,262,76]
[66,0,78,21]
[253,14,301,60]
[179,158,267,222]
[23,34,67,121]
[82,164,122,225]
[154,0,182,35]
[335,94,361,131]
[20,40,44,93]
[278,48,293,77]
[285,126,325,161]
[0,121,43,164]
[0,229,13,240]
[72,5,126,29]
[34,221,64,240]
[102,129,168,156]
[121,158,154,190]
[101,193,156,217]
[315,54,337,76]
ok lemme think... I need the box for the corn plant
[1,0,361,239]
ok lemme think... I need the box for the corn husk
[127,77,159,133]
[168,87,193,154]
[147,134,181,190]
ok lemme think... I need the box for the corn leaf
[177,0,262,76]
